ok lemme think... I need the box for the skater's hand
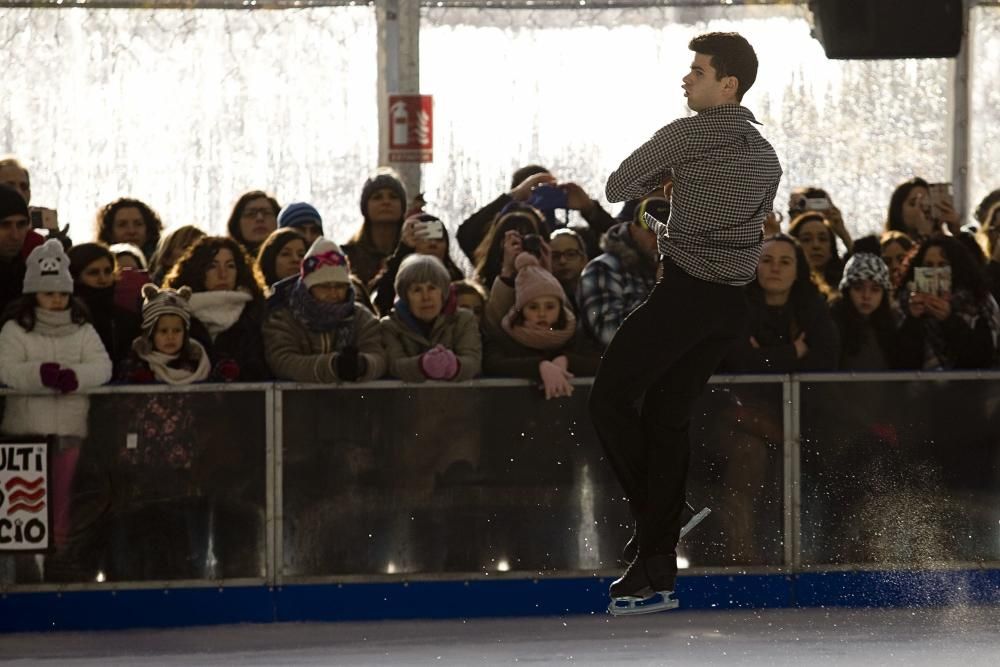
[749,336,761,349]
[510,172,556,202]
[793,332,808,359]
[662,179,674,200]
[539,359,574,400]
[500,230,523,278]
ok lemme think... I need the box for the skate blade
[679,507,711,540]
[607,592,679,617]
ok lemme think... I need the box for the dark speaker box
[808,0,963,59]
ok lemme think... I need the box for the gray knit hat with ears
[140,283,193,334]
[839,253,892,293]
[23,238,73,294]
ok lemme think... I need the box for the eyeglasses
[551,249,583,262]
[242,207,276,220]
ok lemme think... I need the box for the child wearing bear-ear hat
[119,283,210,385]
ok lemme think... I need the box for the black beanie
[359,170,407,218]
[0,183,29,221]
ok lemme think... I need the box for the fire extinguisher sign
[388,94,433,163]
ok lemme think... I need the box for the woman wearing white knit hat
[263,236,386,383]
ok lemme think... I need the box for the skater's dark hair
[688,32,758,101]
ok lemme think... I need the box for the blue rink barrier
[1,373,999,632]
[3,569,1000,632]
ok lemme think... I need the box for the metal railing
[1,371,998,592]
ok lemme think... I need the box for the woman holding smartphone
[368,213,465,317]
[895,235,999,369]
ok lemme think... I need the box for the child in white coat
[0,239,113,551]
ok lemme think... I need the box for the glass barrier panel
[279,380,785,579]
[0,387,268,586]
[799,378,1000,567]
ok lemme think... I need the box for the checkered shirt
[606,104,782,286]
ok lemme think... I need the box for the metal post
[271,387,284,586]
[949,0,972,218]
[781,376,803,572]
[376,0,421,200]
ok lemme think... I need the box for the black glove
[334,346,364,382]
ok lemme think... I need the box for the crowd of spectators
[3,156,1000,412]
[5,154,1000,580]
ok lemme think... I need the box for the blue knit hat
[278,202,322,231]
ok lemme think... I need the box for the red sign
[388,94,433,163]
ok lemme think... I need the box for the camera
[521,233,544,258]
[527,184,568,212]
[29,207,59,231]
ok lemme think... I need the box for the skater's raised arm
[605,124,687,203]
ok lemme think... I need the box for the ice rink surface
[2,606,999,666]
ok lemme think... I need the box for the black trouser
[589,258,747,577]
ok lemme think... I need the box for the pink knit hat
[512,252,566,312]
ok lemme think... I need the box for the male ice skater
[591,32,782,616]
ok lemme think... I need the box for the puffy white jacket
[0,319,112,438]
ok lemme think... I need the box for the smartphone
[926,183,953,220]
[29,207,59,231]
[803,197,830,211]
[415,220,445,240]
[914,266,951,296]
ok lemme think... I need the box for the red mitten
[216,359,240,382]
[40,362,61,388]
[130,367,156,384]
[55,368,78,394]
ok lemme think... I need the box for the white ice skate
[607,590,680,617]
